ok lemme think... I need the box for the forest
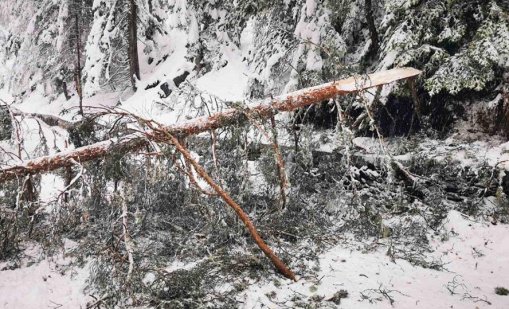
[0,0,508,308]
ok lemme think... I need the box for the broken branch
[148,122,297,281]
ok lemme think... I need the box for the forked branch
[143,119,297,281]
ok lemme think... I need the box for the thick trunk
[128,0,140,90]
[74,7,83,115]
[0,68,421,183]
[365,0,379,59]
[62,81,71,100]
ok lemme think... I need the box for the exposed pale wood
[0,68,421,183]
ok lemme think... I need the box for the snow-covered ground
[241,210,509,308]
[0,242,90,309]
[1,210,508,308]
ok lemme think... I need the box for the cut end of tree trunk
[334,67,422,92]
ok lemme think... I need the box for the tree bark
[365,0,379,59]
[128,0,141,90]
[0,68,421,183]
[73,1,84,115]
[62,81,71,101]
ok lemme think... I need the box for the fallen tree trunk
[0,67,421,183]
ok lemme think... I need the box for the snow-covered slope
[0,242,90,309]
[241,211,509,308]
[1,0,509,308]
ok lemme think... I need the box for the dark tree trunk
[62,81,71,100]
[365,0,379,59]
[63,165,73,202]
[21,177,37,202]
[73,1,84,115]
[128,0,141,90]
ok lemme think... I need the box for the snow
[0,243,90,309]
[55,1,68,52]
[240,18,255,57]
[83,0,118,97]
[350,128,509,172]
[353,137,384,153]
[121,29,194,123]
[305,0,317,17]
[247,160,269,195]
[37,167,85,214]
[165,259,203,273]
[417,137,509,171]
[14,89,52,115]
[240,210,509,308]
[0,260,89,309]
[195,44,250,102]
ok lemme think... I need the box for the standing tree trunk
[365,0,379,59]
[73,1,84,116]
[62,81,71,101]
[128,0,141,90]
